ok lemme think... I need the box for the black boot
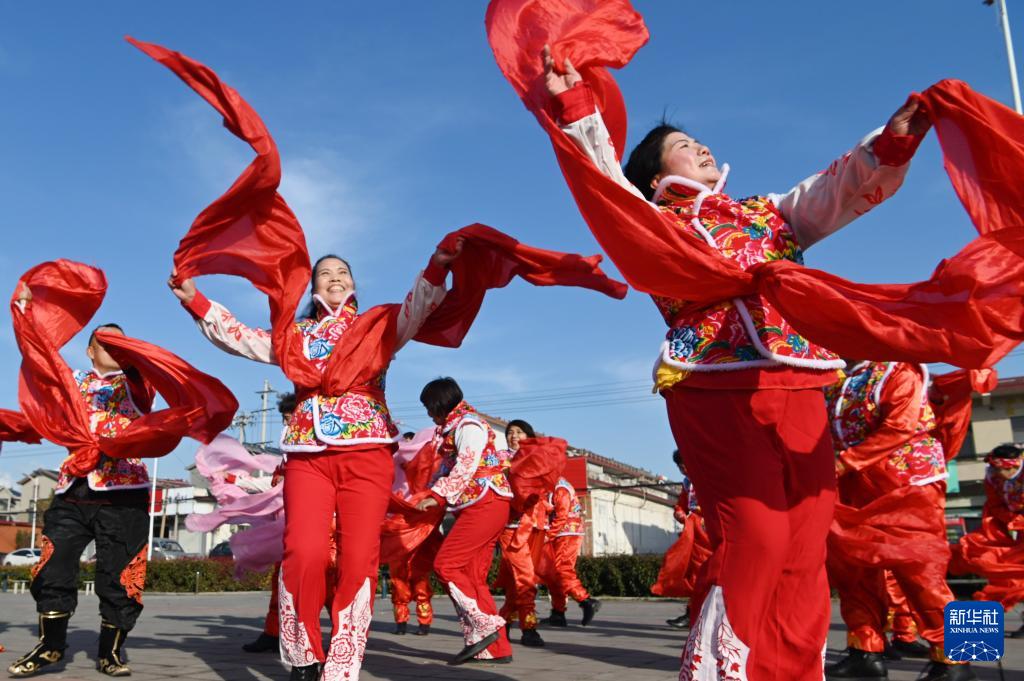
[96,621,131,677]
[449,631,499,666]
[289,663,321,681]
[520,628,544,647]
[7,611,71,677]
[666,613,689,629]
[580,598,601,626]
[917,661,977,681]
[881,639,902,661]
[414,624,430,636]
[824,648,887,680]
[241,632,279,653]
[889,638,930,659]
[543,610,567,627]
[394,621,407,635]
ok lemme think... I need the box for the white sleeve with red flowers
[770,128,910,250]
[195,299,277,365]
[429,422,486,506]
[394,272,447,352]
[561,112,648,203]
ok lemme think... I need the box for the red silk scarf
[8,260,237,476]
[128,37,626,397]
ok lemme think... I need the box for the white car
[2,548,42,566]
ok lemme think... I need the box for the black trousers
[31,479,150,631]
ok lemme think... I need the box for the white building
[477,413,680,557]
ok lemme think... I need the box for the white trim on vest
[651,167,845,375]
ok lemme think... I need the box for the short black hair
[623,123,685,201]
[505,419,535,439]
[401,431,416,441]
[420,377,464,420]
[672,449,682,466]
[990,443,1023,459]
[277,392,297,417]
[88,323,124,345]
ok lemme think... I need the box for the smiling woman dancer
[170,245,460,681]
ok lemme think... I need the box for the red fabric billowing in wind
[131,37,626,390]
[827,485,951,569]
[417,227,626,348]
[506,436,567,512]
[930,368,998,461]
[0,409,41,445]
[9,260,237,476]
[950,517,1024,609]
[486,0,1024,369]
[651,514,711,598]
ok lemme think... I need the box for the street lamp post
[988,0,1024,113]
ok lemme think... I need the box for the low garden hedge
[1,553,665,596]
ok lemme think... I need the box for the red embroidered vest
[549,478,584,536]
[826,362,946,486]
[281,300,397,452]
[56,370,150,493]
[433,402,511,510]
[653,181,843,377]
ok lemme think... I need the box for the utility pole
[231,412,255,445]
[147,458,159,561]
[29,478,39,551]
[256,380,276,446]
[987,0,1024,113]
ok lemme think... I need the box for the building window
[1012,416,1024,444]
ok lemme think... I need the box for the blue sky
[2,1,1022,488]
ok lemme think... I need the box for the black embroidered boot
[7,611,71,677]
[96,621,132,676]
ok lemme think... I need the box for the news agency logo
[944,602,1004,662]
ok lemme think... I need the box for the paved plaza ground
[0,592,1020,680]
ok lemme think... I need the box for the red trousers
[829,479,953,659]
[264,551,338,637]
[537,535,590,611]
[389,529,442,625]
[279,446,393,676]
[666,387,836,681]
[885,572,918,644]
[495,527,546,630]
[434,493,513,660]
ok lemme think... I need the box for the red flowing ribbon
[9,260,237,475]
[129,36,626,395]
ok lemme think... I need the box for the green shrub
[3,553,666,597]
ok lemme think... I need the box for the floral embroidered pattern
[448,581,505,645]
[431,402,511,510]
[549,479,585,536]
[322,578,373,681]
[679,586,750,681]
[277,567,317,667]
[119,547,147,604]
[31,535,55,581]
[56,371,149,492]
[827,362,946,486]
[281,306,398,451]
[651,191,840,379]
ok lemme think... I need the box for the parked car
[151,539,187,561]
[3,548,42,566]
[209,541,233,559]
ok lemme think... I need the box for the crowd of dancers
[4,1,1024,680]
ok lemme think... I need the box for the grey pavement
[0,592,1021,680]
